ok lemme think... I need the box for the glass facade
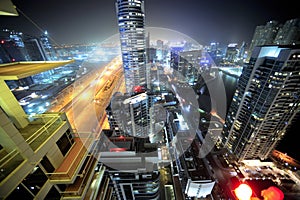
[116,0,147,92]
[222,45,300,161]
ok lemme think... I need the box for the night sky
[1,0,299,160]
[0,0,299,45]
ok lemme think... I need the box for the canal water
[197,69,238,114]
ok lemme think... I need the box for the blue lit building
[40,31,56,60]
[222,45,300,162]
[24,35,48,61]
[224,43,239,64]
[116,0,148,93]
[178,50,202,84]
[0,29,30,62]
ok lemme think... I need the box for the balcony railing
[0,149,24,183]
[20,113,66,151]
[61,156,97,199]
[47,137,88,182]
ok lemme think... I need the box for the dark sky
[1,0,299,45]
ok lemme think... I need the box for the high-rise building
[0,29,57,63]
[170,45,184,73]
[98,135,160,200]
[224,43,239,64]
[24,35,48,61]
[274,18,300,45]
[207,42,223,65]
[222,45,300,162]
[246,21,281,62]
[40,31,56,60]
[0,60,111,199]
[116,0,148,93]
[246,18,300,62]
[0,29,30,62]
[178,50,202,84]
[238,41,247,61]
[106,92,151,138]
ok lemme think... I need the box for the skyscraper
[246,18,300,62]
[0,29,30,62]
[246,21,281,62]
[0,60,108,199]
[40,31,56,60]
[116,0,148,93]
[274,18,300,45]
[24,35,48,61]
[222,45,300,162]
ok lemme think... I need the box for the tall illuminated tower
[116,0,147,93]
[40,31,56,60]
[222,45,300,162]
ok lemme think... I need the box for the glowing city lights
[261,186,284,200]
[234,183,252,200]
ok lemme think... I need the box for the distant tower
[0,29,30,62]
[179,50,202,84]
[116,0,147,93]
[222,45,300,162]
[24,35,48,61]
[246,21,281,62]
[40,31,55,60]
[238,41,247,60]
[224,43,238,64]
[274,18,300,45]
[247,18,300,63]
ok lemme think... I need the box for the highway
[50,56,125,137]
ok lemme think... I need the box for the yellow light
[234,183,252,200]
[81,91,91,100]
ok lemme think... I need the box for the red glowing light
[261,186,284,200]
[119,135,125,139]
[110,148,127,152]
[133,85,145,93]
[234,183,252,200]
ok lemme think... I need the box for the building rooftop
[0,60,74,80]
[0,0,18,16]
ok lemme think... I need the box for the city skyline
[1,1,299,161]
[0,0,299,45]
[1,1,299,162]
[1,0,300,199]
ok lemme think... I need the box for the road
[49,56,124,138]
